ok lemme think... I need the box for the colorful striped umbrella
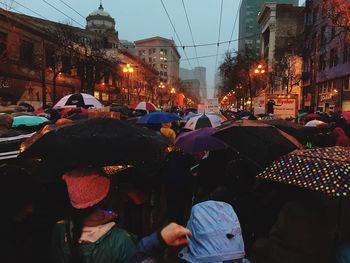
[258,146,350,197]
[131,101,157,111]
[54,93,102,109]
[184,114,222,130]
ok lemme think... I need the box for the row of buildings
[223,0,349,117]
[0,4,206,109]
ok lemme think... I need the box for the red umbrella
[131,102,157,111]
[342,111,350,122]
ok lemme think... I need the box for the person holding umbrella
[52,167,137,263]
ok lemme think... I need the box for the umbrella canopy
[342,111,350,122]
[175,127,226,154]
[131,101,157,111]
[137,112,181,124]
[261,115,275,120]
[298,112,308,119]
[54,93,102,109]
[183,112,227,122]
[19,118,167,168]
[257,146,350,197]
[305,120,328,127]
[12,116,50,127]
[184,114,222,130]
[213,120,303,169]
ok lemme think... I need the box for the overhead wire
[56,0,86,20]
[159,0,193,69]
[214,0,224,71]
[11,0,47,20]
[181,0,200,68]
[227,0,242,51]
[41,0,85,28]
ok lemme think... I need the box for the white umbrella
[184,113,222,130]
[305,120,328,127]
[54,93,102,109]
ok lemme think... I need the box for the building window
[343,43,350,63]
[318,53,326,72]
[329,48,338,68]
[331,27,336,40]
[148,49,152,55]
[148,57,152,63]
[20,40,34,67]
[343,77,350,91]
[312,11,317,24]
[320,26,327,46]
[0,31,7,60]
[61,56,72,74]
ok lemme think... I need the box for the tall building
[180,66,207,99]
[86,3,119,49]
[258,3,303,94]
[301,0,350,112]
[134,37,180,89]
[238,0,298,58]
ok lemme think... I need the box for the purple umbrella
[175,127,226,154]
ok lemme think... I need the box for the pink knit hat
[62,168,110,209]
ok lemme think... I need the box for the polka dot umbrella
[257,146,350,197]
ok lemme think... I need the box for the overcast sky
[5,0,302,97]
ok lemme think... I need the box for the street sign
[198,98,220,113]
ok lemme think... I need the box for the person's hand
[160,222,192,246]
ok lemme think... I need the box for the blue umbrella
[137,112,181,124]
[13,116,50,127]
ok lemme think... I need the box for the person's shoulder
[108,226,137,244]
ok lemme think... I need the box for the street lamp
[122,64,134,105]
[170,87,176,106]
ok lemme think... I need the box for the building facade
[302,0,350,113]
[238,0,298,57]
[258,3,304,95]
[134,37,180,91]
[0,5,158,108]
[180,66,207,100]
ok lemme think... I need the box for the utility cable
[215,0,224,71]
[11,0,47,20]
[228,0,241,51]
[41,0,85,28]
[57,0,86,20]
[160,0,193,69]
[181,0,199,67]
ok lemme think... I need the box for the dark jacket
[52,221,137,263]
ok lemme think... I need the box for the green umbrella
[13,116,50,127]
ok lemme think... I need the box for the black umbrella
[19,118,167,168]
[213,120,303,169]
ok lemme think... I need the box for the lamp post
[123,64,134,105]
[155,82,165,105]
[247,64,266,110]
[170,87,176,106]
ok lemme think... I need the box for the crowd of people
[1,103,350,263]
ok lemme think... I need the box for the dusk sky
[4,0,302,97]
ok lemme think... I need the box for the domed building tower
[86,2,119,49]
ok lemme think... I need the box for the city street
[0,1,350,263]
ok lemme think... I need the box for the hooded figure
[334,127,350,147]
[160,122,176,143]
[179,200,245,263]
